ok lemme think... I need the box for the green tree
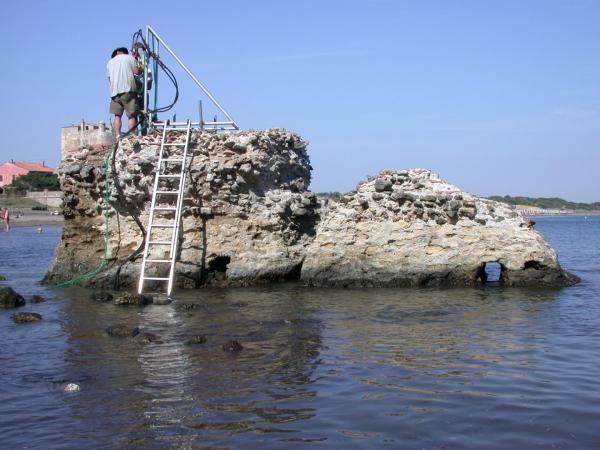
[10,172,59,192]
[488,195,600,211]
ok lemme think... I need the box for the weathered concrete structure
[43,129,578,289]
[61,120,115,159]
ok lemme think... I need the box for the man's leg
[127,115,138,133]
[124,93,138,134]
[114,114,122,137]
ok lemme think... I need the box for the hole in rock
[208,256,230,273]
[524,260,543,270]
[483,262,502,283]
[283,260,303,281]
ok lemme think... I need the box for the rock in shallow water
[135,332,162,344]
[222,340,244,353]
[63,383,81,392]
[0,287,25,308]
[185,335,207,345]
[30,295,46,303]
[12,312,42,323]
[90,291,113,302]
[113,293,153,306]
[106,325,140,337]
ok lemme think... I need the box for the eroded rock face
[44,130,576,289]
[302,169,577,287]
[44,128,316,289]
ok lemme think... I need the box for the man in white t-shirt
[107,47,140,137]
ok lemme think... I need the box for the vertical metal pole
[143,27,149,120]
[198,100,204,130]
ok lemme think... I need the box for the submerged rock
[90,291,113,302]
[113,293,153,306]
[152,296,172,305]
[12,312,42,323]
[185,335,207,345]
[0,287,26,308]
[175,303,202,312]
[106,325,140,338]
[30,295,46,303]
[135,332,162,344]
[222,340,244,353]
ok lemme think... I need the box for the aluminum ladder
[138,119,192,296]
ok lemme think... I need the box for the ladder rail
[166,120,192,295]
[138,120,170,294]
[138,119,192,296]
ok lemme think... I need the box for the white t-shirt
[107,54,137,98]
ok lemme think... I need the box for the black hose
[131,29,179,114]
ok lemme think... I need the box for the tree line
[488,195,600,211]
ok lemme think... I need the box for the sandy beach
[4,210,64,228]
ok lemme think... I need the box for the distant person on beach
[107,47,140,138]
[0,208,9,231]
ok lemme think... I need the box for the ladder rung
[158,174,182,178]
[151,224,177,228]
[143,276,170,281]
[148,241,172,245]
[156,190,179,194]
[163,143,186,146]
[154,207,177,211]
[161,158,185,162]
[146,259,173,263]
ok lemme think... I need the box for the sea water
[0,217,599,449]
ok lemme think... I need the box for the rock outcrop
[43,129,577,289]
[45,128,315,289]
[302,169,577,287]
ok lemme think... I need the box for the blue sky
[1,0,599,201]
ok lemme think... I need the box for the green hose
[54,144,115,288]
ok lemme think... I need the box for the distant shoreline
[525,211,600,217]
[6,211,64,228]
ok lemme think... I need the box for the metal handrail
[143,25,239,131]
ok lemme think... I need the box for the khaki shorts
[109,92,138,118]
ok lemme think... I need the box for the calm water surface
[1,217,599,449]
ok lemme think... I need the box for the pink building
[0,160,55,187]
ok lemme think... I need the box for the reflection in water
[137,304,193,446]
[58,287,324,448]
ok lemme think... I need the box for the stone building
[61,120,115,159]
